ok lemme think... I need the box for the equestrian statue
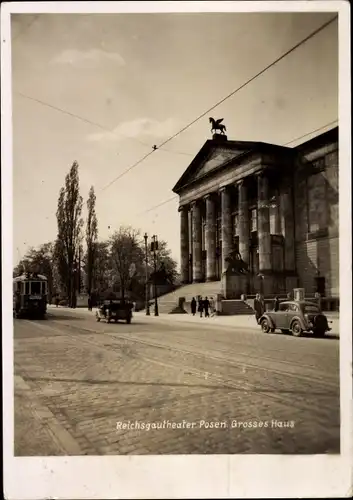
[209,117,227,135]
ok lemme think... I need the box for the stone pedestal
[222,274,248,299]
[179,205,189,283]
[205,194,217,281]
[191,201,203,282]
[237,180,249,266]
[220,186,233,274]
[294,288,305,301]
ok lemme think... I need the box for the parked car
[259,300,331,337]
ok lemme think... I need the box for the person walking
[273,296,279,312]
[209,296,215,316]
[254,293,264,323]
[204,296,210,318]
[88,295,92,311]
[191,297,197,316]
[55,296,60,308]
[198,297,204,318]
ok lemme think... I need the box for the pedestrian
[209,296,215,316]
[198,297,204,318]
[55,296,59,308]
[273,296,279,312]
[204,296,210,317]
[254,293,264,323]
[191,297,197,316]
[88,295,92,311]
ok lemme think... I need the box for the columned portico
[204,194,217,281]
[220,186,233,274]
[237,179,250,266]
[191,200,203,282]
[179,205,189,284]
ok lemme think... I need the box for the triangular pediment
[192,147,245,181]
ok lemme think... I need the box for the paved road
[14,308,340,455]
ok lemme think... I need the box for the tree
[85,186,98,296]
[109,226,144,299]
[55,161,83,307]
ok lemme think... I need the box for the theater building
[172,127,339,300]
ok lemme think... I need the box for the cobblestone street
[14,308,340,455]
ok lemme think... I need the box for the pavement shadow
[46,313,85,321]
[23,375,338,396]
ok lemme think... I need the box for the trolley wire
[137,119,339,216]
[15,92,194,157]
[100,15,338,192]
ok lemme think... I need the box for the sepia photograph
[2,1,352,499]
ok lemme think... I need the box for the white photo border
[2,1,352,499]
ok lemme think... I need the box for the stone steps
[146,281,223,314]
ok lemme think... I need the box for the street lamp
[143,233,150,316]
[151,235,159,316]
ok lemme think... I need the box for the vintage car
[96,299,133,324]
[259,300,331,337]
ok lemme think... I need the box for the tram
[13,272,48,319]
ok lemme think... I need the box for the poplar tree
[55,161,83,307]
[85,186,98,296]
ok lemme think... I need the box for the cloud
[51,48,125,67]
[87,118,180,143]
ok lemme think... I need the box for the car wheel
[260,318,271,333]
[291,320,303,337]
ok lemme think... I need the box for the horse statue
[209,117,227,135]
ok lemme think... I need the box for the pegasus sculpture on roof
[209,117,227,135]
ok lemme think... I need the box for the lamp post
[144,233,150,316]
[151,234,159,316]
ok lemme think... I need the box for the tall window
[307,173,327,233]
[250,209,257,232]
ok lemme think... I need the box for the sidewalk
[48,305,339,335]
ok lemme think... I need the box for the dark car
[259,300,331,337]
[96,299,133,324]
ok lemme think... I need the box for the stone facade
[173,128,339,298]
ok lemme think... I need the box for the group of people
[190,296,215,318]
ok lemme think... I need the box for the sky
[11,10,338,267]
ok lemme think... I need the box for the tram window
[25,282,30,295]
[41,282,47,295]
[31,282,41,294]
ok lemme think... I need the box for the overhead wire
[12,14,39,42]
[15,91,193,157]
[100,14,338,191]
[137,119,339,216]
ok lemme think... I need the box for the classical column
[191,200,203,282]
[220,186,233,274]
[179,205,189,283]
[280,187,296,271]
[237,179,250,266]
[257,172,272,272]
[204,194,217,281]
